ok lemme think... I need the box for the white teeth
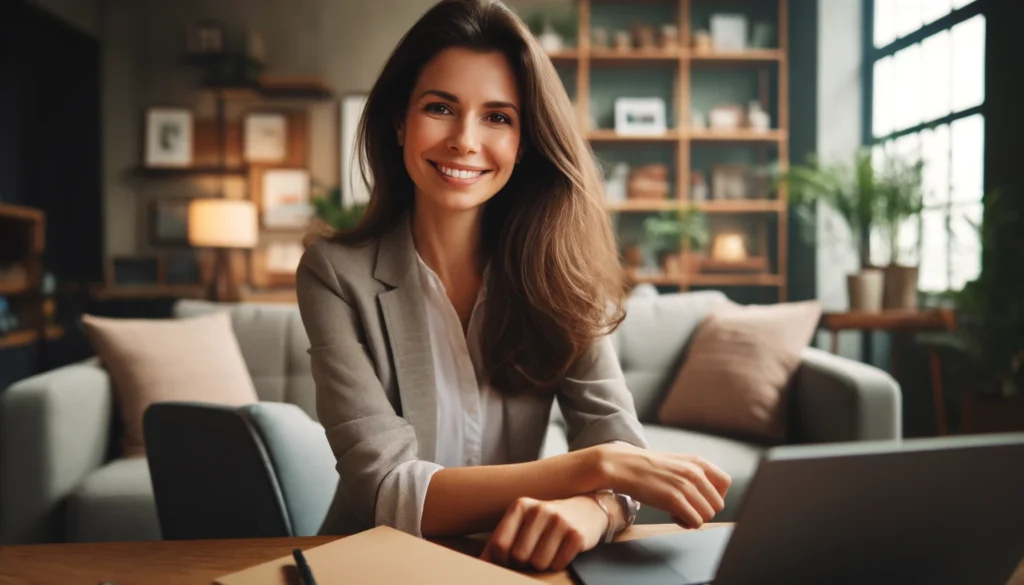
[437,164,483,180]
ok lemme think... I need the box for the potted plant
[304,185,367,247]
[642,208,710,276]
[948,188,1024,431]
[779,148,886,311]
[876,152,924,310]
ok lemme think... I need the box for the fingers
[690,456,732,498]
[680,481,716,524]
[669,491,704,528]
[529,514,568,570]
[684,462,726,513]
[486,498,529,567]
[549,525,586,572]
[509,502,552,567]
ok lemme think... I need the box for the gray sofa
[0,291,901,544]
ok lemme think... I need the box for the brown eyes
[423,103,513,126]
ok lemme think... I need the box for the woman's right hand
[592,443,732,529]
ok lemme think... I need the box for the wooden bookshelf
[557,0,789,300]
[0,326,65,350]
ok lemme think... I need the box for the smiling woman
[295,0,731,574]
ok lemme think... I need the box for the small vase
[847,268,884,312]
[882,264,919,310]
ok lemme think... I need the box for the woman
[296,0,730,571]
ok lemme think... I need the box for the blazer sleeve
[556,335,649,451]
[296,243,441,535]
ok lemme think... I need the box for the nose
[446,118,480,155]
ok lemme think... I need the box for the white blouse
[374,254,507,537]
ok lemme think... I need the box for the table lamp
[188,199,257,302]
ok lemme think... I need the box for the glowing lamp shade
[188,199,257,249]
[711,232,748,262]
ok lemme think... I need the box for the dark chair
[143,401,338,540]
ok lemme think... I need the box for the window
[866,0,985,293]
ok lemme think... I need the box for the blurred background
[0,0,1020,481]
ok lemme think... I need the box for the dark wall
[786,0,819,302]
[984,0,1023,203]
[0,0,104,284]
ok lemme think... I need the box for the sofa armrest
[0,359,113,544]
[791,347,902,443]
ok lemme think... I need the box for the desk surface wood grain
[0,523,1020,585]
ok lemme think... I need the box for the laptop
[571,433,1024,585]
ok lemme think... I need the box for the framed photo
[711,164,750,200]
[250,239,303,288]
[252,167,312,230]
[144,108,193,168]
[339,93,370,208]
[244,112,288,163]
[185,20,224,54]
[614,98,667,136]
[148,197,194,247]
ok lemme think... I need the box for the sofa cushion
[65,457,161,542]
[174,300,317,421]
[82,312,259,457]
[657,301,821,442]
[638,424,764,523]
[613,291,730,422]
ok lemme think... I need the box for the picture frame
[709,14,748,52]
[148,197,195,247]
[250,166,313,230]
[614,98,667,136]
[711,164,750,200]
[250,239,303,288]
[339,93,370,208]
[144,108,194,168]
[243,111,288,163]
[185,19,224,54]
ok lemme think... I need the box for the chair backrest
[174,300,317,420]
[144,400,338,539]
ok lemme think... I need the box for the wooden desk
[0,523,1020,585]
[820,309,957,435]
[0,524,706,585]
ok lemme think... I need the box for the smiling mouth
[429,161,491,180]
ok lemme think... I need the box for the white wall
[815,0,863,357]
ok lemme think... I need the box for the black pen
[292,548,318,585]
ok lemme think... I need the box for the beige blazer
[296,215,648,535]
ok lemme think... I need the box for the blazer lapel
[375,215,438,461]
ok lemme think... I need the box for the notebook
[214,526,540,585]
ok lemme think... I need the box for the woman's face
[399,47,522,214]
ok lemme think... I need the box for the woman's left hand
[480,495,609,572]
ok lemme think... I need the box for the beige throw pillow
[657,300,821,442]
[82,311,258,457]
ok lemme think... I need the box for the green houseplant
[875,152,924,309]
[304,185,367,247]
[641,209,709,275]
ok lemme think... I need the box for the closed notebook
[214,526,540,585]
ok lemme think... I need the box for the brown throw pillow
[657,300,821,442]
[82,311,259,457]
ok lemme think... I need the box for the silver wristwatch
[592,489,641,543]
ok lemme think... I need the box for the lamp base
[209,248,241,303]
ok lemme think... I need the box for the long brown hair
[335,0,627,394]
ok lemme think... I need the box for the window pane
[922,0,953,25]
[921,124,950,206]
[896,0,924,39]
[873,56,895,138]
[950,114,984,203]
[920,31,952,122]
[949,203,982,290]
[951,15,985,112]
[874,0,898,48]
[919,208,949,292]
[893,44,923,132]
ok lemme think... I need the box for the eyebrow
[417,89,520,115]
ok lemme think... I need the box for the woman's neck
[411,201,484,290]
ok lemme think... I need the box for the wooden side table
[820,309,957,435]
